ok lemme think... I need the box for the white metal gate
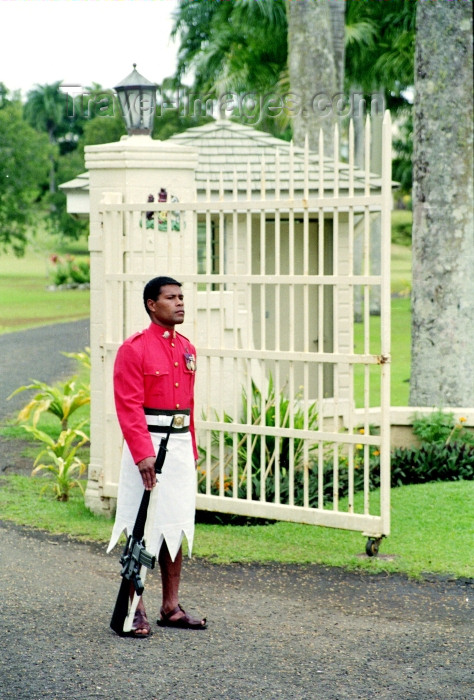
[96,114,392,541]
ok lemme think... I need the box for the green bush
[411,409,474,446]
[7,348,91,500]
[390,443,474,486]
[198,386,384,507]
[318,439,474,497]
[24,424,89,501]
[385,410,474,487]
[49,254,90,286]
[8,376,90,431]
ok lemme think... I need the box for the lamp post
[114,64,157,136]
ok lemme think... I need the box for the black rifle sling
[131,490,150,541]
[153,415,175,474]
[132,416,175,541]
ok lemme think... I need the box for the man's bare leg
[158,543,206,627]
[159,543,182,615]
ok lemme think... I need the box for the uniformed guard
[107,276,206,636]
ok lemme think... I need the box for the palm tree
[171,1,416,150]
[410,0,473,407]
[286,0,337,153]
[345,0,415,95]
[24,82,68,193]
[172,0,287,95]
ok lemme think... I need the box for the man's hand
[136,456,157,490]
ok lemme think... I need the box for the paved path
[0,319,90,421]
[0,320,473,699]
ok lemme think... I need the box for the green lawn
[0,473,471,579]
[353,221,412,407]
[0,237,90,334]
[391,242,412,296]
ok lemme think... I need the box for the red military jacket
[113,321,197,464]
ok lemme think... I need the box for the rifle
[110,417,174,637]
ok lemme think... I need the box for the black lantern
[114,64,157,135]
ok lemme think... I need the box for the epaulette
[125,330,145,344]
[176,330,192,343]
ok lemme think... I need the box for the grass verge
[0,236,90,334]
[0,474,472,579]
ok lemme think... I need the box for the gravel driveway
[0,521,472,700]
[0,321,472,699]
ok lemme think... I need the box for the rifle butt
[110,576,130,636]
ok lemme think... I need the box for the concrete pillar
[84,135,198,516]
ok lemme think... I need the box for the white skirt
[107,431,196,562]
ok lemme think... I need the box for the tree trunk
[287,0,337,155]
[410,0,474,407]
[327,0,345,95]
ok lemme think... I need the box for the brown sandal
[157,604,207,630]
[129,608,152,638]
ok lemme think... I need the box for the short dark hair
[143,276,182,316]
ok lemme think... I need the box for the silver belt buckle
[173,414,185,428]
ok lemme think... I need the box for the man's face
[147,285,185,328]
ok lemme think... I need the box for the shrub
[411,409,474,446]
[199,401,473,509]
[198,385,384,507]
[388,410,474,487]
[49,254,90,287]
[8,348,91,500]
[23,424,89,501]
[390,443,474,486]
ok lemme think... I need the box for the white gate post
[84,135,198,516]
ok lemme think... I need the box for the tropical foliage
[7,348,91,500]
[172,0,288,95]
[0,1,420,256]
[387,410,474,489]
[171,0,416,114]
[24,424,89,501]
[199,393,473,509]
[411,410,474,447]
[171,0,416,183]
[390,443,474,488]
[8,377,90,431]
[0,72,214,256]
[344,0,415,94]
[198,377,320,501]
